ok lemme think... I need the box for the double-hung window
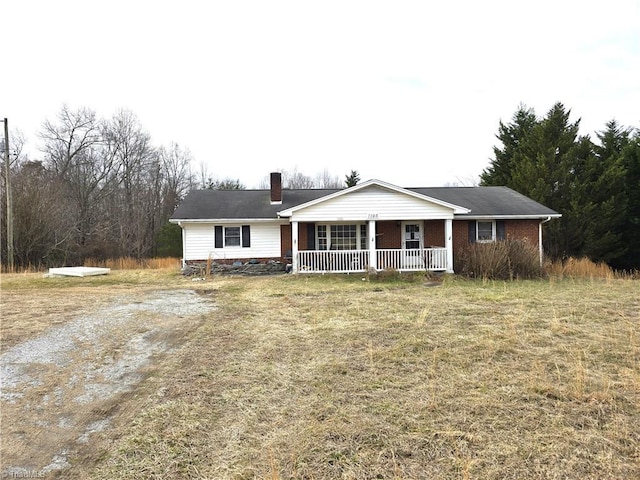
[214,225,251,248]
[476,221,495,242]
[316,224,366,250]
[224,227,241,246]
[469,220,505,243]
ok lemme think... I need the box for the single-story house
[170,172,561,274]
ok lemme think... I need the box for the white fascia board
[278,179,470,216]
[171,218,286,224]
[459,214,562,220]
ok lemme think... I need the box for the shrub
[456,240,544,280]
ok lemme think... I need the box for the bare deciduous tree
[11,160,75,266]
[315,168,342,188]
[39,105,117,258]
[258,167,341,189]
[103,110,156,257]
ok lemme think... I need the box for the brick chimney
[270,172,282,204]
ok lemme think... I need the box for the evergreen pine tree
[617,129,640,270]
[581,120,631,264]
[480,104,537,186]
[345,170,361,187]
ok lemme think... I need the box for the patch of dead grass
[1,278,215,478]
[84,275,640,479]
[0,269,189,349]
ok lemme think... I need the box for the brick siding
[280,218,540,264]
[504,219,539,244]
[424,220,445,247]
[376,221,402,249]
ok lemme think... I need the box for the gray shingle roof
[409,186,560,217]
[170,189,337,220]
[170,185,559,220]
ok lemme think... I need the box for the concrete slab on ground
[47,267,111,277]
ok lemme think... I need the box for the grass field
[2,271,639,479]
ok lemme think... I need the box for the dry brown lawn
[1,269,186,350]
[2,272,639,479]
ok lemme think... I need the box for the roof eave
[278,179,470,216]
[458,214,562,220]
[170,217,284,224]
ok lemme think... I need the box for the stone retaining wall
[183,260,289,276]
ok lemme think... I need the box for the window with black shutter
[215,225,251,248]
[242,225,251,247]
[469,220,503,243]
[214,226,223,248]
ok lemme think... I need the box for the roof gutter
[170,218,288,224]
[460,214,562,220]
[538,216,553,266]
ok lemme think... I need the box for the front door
[402,221,423,268]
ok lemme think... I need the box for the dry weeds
[80,274,640,479]
[1,269,216,478]
[0,269,185,349]
[546,256,635,279]
[83,257,181,270]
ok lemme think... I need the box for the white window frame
[317,225,328,250]
[316,223,367,250]
[224,226,241,247]
[476,220,496,242]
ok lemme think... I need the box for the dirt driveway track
[1,288,215,478]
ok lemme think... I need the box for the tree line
[2,103,637,270]
[0,106,195,268]
[0,106,363,269]
[481,102,639,271]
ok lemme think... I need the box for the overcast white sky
[5,0,639,188]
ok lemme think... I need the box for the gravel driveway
[1,289,216,477]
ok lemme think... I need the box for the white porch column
[445,218,454,273]
[291,220,299,273]
[368,220,377,271]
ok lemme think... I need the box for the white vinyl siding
[184,224,215,260]
[182,223,281,260]
[290,186,454,222]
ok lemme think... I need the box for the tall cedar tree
[480,105,537,186]
[617,129,640,270]
[481,103,633,264]
[586,120,631,264]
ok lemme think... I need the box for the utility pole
[2,118,14,271]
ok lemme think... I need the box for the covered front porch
[277,179,468,274]
[297,247,449,273]
[288,219,454,274]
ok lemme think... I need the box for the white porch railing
[296,248,448,273]
[298,250,369,273]
[377,248,448,271]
